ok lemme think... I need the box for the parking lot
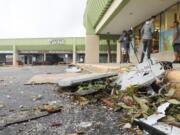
[0,65,129,135]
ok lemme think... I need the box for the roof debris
[57,60,179,134]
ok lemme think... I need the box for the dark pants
[140,39,152,63]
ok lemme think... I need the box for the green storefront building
[0,37,117,65]
[0,0,179,65]
[0,37,85,65]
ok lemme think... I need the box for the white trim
[95,0,123,33]
[0,51,13,54]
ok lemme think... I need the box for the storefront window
[133,2,180,53]
[152,15,160,53]
[133,23,143,51]
[165,4,178,30]
[133,15,160,54]
[160,3,180,52]
[99,54,107,63]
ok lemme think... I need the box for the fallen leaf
[122,96,134,106]
[160,115,176,124]
[133,95,149,113]
[123,123,132,129]
[175,114,180,121]
[165,88,175,97]
[73,95,89,106]
[117,102,134,109]
[100,98,113,108]
[35,103,63,113]
[168,99,180,105]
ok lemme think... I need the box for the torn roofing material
[115,60,166,90]
[58,72,118,87]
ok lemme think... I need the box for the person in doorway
[119,30,130,63]
[172,21,180,63]
[140,16,155,63]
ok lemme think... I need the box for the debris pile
[57,60,180,134]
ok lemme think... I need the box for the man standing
[140,16,155,63]
[119,30,130,63]
[172,21,180,63]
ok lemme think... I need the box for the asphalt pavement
[0,65,130,135]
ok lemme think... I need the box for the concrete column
[116,41,121,63]
[13,40,18,66]
[43,52,46,62]
[85,35,99,64]
[72,38,76,64]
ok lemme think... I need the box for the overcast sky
[0,0,87,38]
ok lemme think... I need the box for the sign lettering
[48,39,65,45]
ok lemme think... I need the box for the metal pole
[130,41,140,63]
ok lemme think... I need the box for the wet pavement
[0,65,130,135]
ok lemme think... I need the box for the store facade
[0,37,85,66]
[84,0,180,63]
[0,37,118,65]
[134,2,180,54]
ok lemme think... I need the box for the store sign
[48,39,65,45]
